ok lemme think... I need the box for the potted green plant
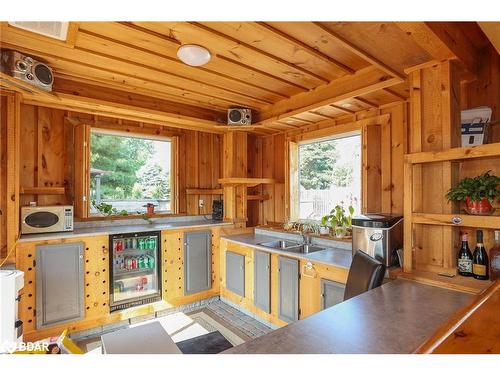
[445,171,499,215]
[321,204,355,238]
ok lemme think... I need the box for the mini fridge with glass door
[109,231,162,312]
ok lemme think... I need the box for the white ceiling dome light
[177,44,211,66]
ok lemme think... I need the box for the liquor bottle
[472,230,489,280]
[457,233,473,277]
[490,231,500,281]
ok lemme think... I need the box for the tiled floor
[205,301,272,339]
[74,299,273,353]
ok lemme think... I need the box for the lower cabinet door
[278,256,299,323]
[226,251,245,297]
[184,230,212,295]
[321,279,346,310]
[36,242,85,329]
[253,250,271,313]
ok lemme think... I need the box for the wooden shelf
[217,178,276,187]
[20,187,66,195]
[399,270,492,295]
[412,213,500,230]
[185,188,223,195]
[247,194,270,201]
[405,142,500,164]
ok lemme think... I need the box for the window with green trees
[298,134,361,220]
[89,130,172,215]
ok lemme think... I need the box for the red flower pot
[465,197,493,215]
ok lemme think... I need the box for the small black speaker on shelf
[212,200,223,221]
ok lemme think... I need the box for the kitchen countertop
[19,219,233,242]
[224,279,473,354]
[221,233,352,269]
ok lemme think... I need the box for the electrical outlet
[198,199,204,208]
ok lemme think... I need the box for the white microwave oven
[21,205,74,234]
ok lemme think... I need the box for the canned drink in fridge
[132,238,137,249]
[131,257,137,269]
[138,239,144,250]
[149,238,156,250]
[138,256,144,269]
[126,257,132,270]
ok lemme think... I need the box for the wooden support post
[222,132,248,227]
[406,60,461,275]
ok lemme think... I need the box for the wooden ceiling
[0,21,494,134]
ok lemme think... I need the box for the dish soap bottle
[490,230,500,281]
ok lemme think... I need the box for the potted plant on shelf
[445,171,499,215]
[321,203,355,238]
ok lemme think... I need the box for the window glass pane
[89,131,171,215]
[298,134,361,220]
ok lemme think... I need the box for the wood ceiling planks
[1,21,484,135]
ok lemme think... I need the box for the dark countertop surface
[19,219,232,242]
[221,233,352,269]
[224,279,473,354]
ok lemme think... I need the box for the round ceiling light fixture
[177,44,211,66]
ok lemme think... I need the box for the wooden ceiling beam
[253,22,355,75]
[214,54,307,93]
[21,91,225,133]
[396,22,481,76]
[383,87,408,101]
[188,22,330,85]
[329,104,355,114]
[77,27,289,103]
[254,66,402,126]
[353,96,378,108]
[312,22,406,80]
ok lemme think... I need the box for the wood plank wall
[0,95,7,258]
[458,44,500,252]
[18,104,223,217]
[246,103,407,226]
[247,133,287,226]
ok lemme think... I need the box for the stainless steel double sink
[257,240,325,254]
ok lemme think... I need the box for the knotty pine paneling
[18,104,223,217]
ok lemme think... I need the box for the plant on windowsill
[321,203,354,238]
[445,171,499,215]
[91,200,129,217]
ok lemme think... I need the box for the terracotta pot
[146,205,155,215]
[465,197,493,215]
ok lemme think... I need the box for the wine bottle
[472,230,489,280]
[489,231,500,281]
[457,233,473,277]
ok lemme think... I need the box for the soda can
[132,238,137,249]
[138,239,144,250]
[149,238,156,250]
[131,257,137,269]
[148,255,155,269]
[138,256,144,269]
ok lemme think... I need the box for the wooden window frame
[288,130,362,221]
[286,115,391,221]
[75,125,178,220]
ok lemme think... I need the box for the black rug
[176,331,233,354]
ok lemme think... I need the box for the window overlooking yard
[89,130,172,215]
[298,134,361,220]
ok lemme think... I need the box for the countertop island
[224,279,473,354]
